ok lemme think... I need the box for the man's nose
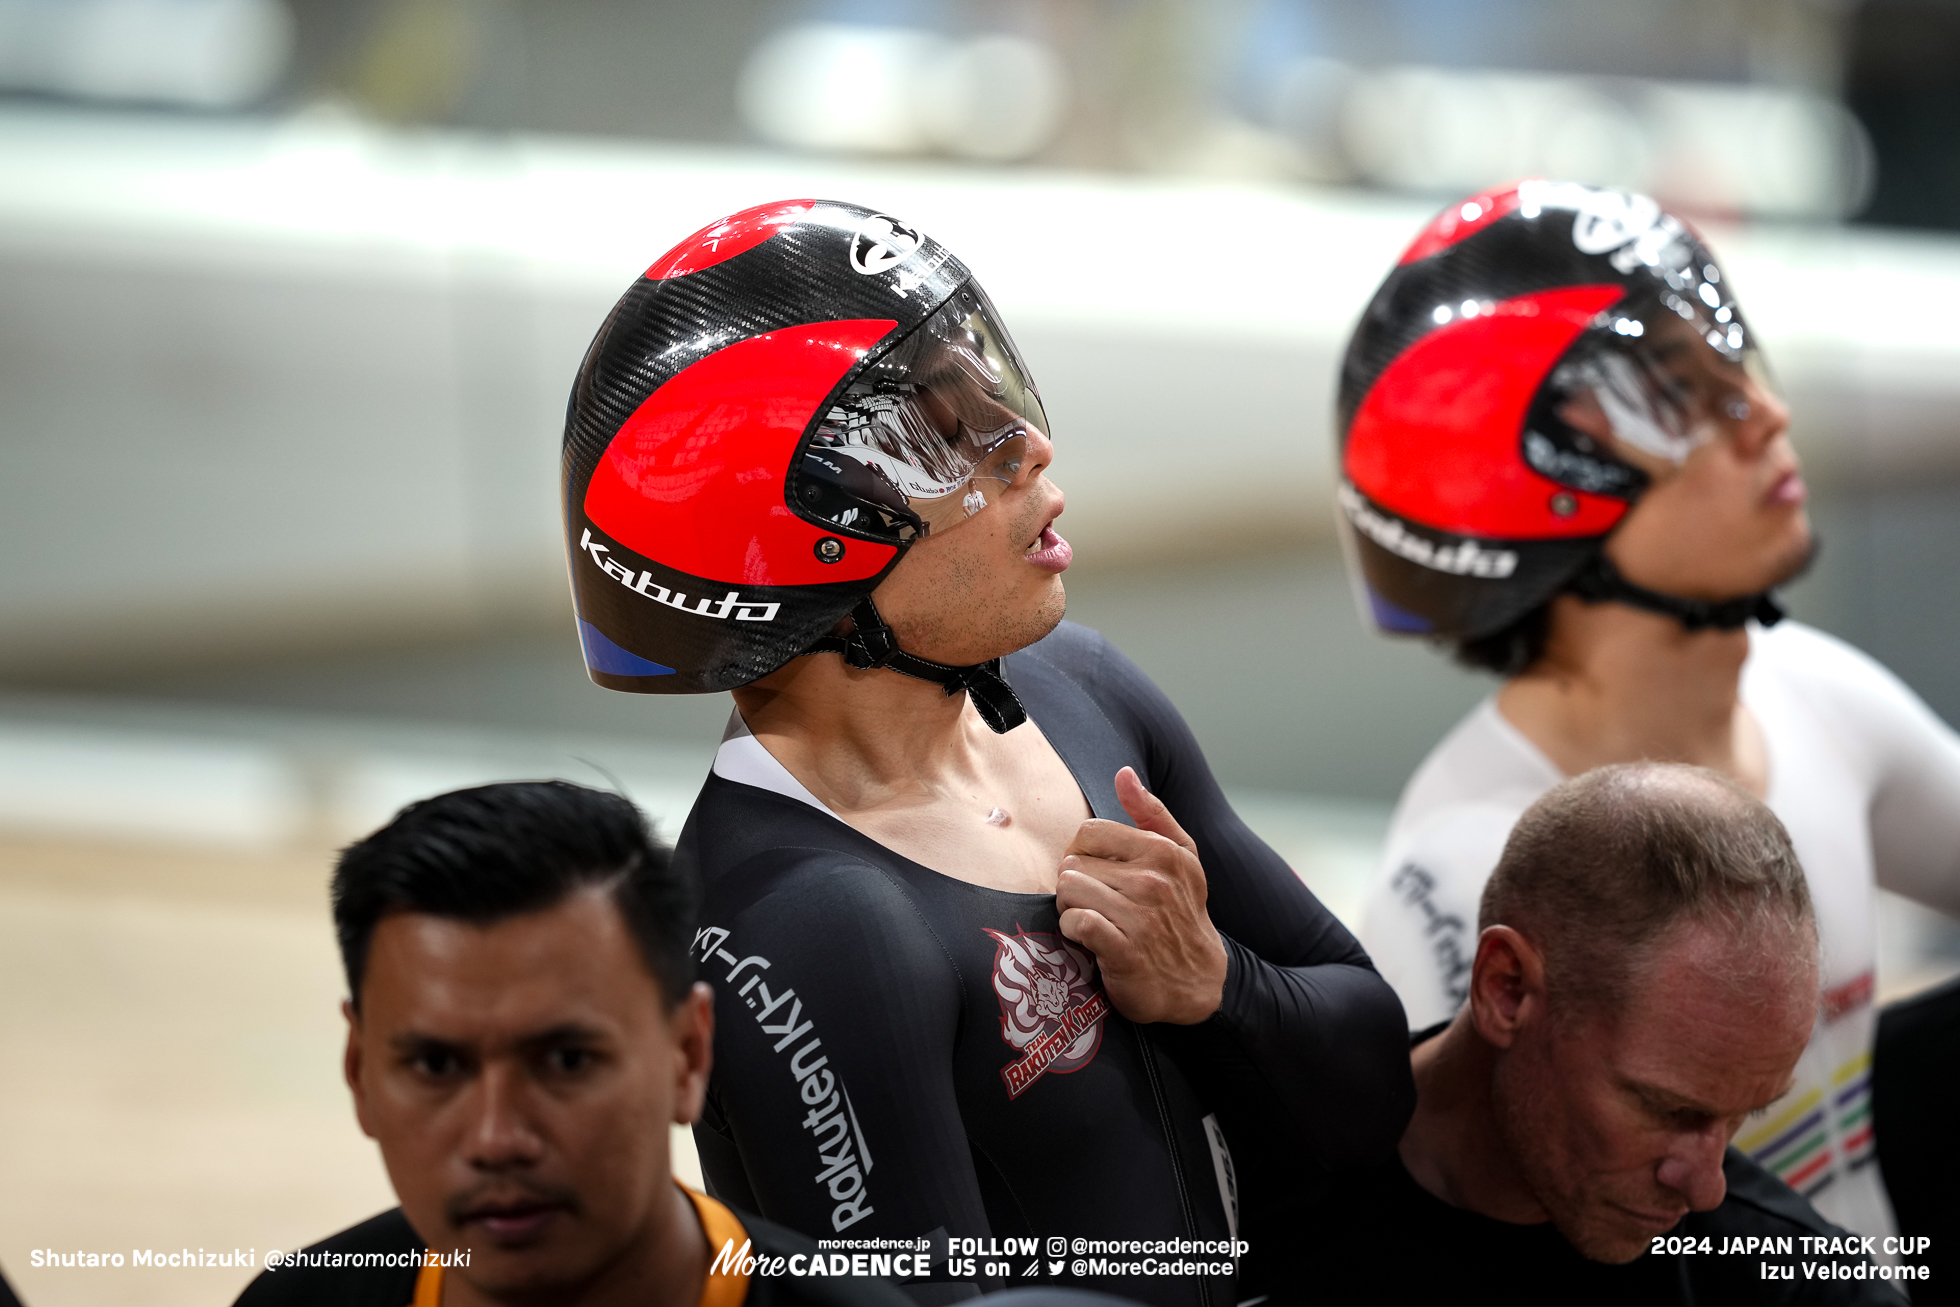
[1021,427,1055,481]
[463,1065,545,1169]
[1655,1128,1730,1211]
[1730,383,1792,458]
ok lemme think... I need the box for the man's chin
[1764,525,1818,592]
[450,1251,593,1303]
[1559,1226,1656,1265]
[985,585,1068,664]
[1557,1206,1685,1265]
[1018,583,1067,650]
[932,580,1067,666]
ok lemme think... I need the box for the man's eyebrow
[1622,1077,1720,1118]
[384,1024,613,1057]
[388,1031,468,1056]
[515,1022,613,1052]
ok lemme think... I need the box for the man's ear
[343,998,379,1140]
[1467,925,1547,1050]
[670,982,715,1126]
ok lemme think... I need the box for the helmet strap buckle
[841,599,903,670]
[1568,554,1783,632]
[806,598,1030,733]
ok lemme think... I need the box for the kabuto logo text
[580,529,780,622]
[1338,483,1518,579]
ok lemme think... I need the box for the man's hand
[1055,767,1227,1025]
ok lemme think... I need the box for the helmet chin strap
[1567,553,1784,633]
[804,597,1030,734]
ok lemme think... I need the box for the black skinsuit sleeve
[692,846,989,1297]
[1065,631,1416,1173]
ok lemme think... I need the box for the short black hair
[331,780,695,1011]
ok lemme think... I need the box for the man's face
[1558,320,1812,601]
[344,888,711,1300]
[870,423,1069,667]
[1491,922,1815,1262]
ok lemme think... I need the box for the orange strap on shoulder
[409,1255,443,1307]
[402,1192,747,1307]
[686,1185,753,1307]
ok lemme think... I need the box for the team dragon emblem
[983,926,1108,1099]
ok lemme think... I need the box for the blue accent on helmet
[1368,587,1436,634]
[579,620,675,677]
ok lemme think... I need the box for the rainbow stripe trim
[1832,1054,1875,1168]
[1739,1087,1832,1192]
[1736,1053,1876,1195]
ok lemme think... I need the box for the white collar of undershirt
[1474,695,1566,786]
[711,709,837,817]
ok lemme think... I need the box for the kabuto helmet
[1336,180,1786,652]
[562,199,1048,730]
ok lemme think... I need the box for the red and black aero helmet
[1337,180,1782,648]
[563,199,1049,707]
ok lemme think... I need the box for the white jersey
[1361,620,1960,1239]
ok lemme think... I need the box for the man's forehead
[1589,925,1814,1107]
[361,890,662,1032]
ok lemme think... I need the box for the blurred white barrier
[330,753,707,847]
[2,108,1959,676]
[0,0,293,109]
[1270,62,1873,221]
[0,722,304,847]
[739,24,1069,163]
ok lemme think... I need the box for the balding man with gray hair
[1288,763,1916,1306]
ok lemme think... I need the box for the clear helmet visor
[1541,249,1777,475]
[795,284,1048,544]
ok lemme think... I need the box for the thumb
[1114,767,1195,851]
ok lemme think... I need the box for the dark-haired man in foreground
[233,780,915,1307]
[1293,763,1912,1306]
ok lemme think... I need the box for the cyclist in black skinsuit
[683,623,1409,1305]
[559,199,1415,1306]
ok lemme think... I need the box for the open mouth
[1024,522,1072,573]
[1764,468,1806,508]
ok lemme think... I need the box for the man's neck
[1399,1017,1548,1224]
[731,648,1091,894]
[1496,595,1765,793]
[732,653,991,814]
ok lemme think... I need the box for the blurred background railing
[4,2,1960,1302]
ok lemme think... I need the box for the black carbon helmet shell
[1337,181,1758,643]
[562,199,1042,694]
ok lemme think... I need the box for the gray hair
[1479,761,1815,1019]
